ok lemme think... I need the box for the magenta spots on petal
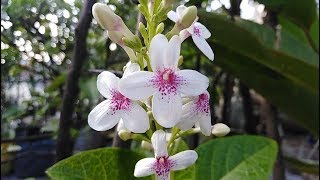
[195,93,210,115]
[150,68,186,97]
[194,26,201,37]
[109,89,131,114]
[152,156,174,177]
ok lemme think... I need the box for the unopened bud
[141,140,153,151]
[212,123,230,137]
[92,3,119,31]
[108,31,124,45]
[118,130,132,141]
[92,3,134,37]
[123,35,143,51]
[163,0,174,8]
[156,23,165,34]
[179,6,197,29]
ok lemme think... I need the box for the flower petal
[119,71,156,100]
[151,130,168,157]
[134,158,156,177]
[176,5,187,18]
[167,10,178,22]
[198,112,212,136]
[116,119,129,132]
[152,92,182,128]
[123,62,140,78]
[192,34,214,60]
[150,34,168,71]
[97,71,120,98]
[88,100,120,131]
[176,102,198,130]
[179,29,191,42]
[176,70,209,96]
[155,174,170,180]
[169,150,198,171]
[195,22,211,39]
[165,35,181,70]
[121,102,150,133]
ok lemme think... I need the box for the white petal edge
[150,34,169,71]
[176,102,198,130]
[176,70,209,96]
[123,62,140,78]
[170,150,198,171]
[88,100,120,131]
[151,130,168,157]
[119,71,156,100]
[121,102,150,133]
[179,29,191,42]
[134,158,156,177]
[167,10,178,22]
[97,71,120,98]
[198,113,212,136]
[116,119,129,132]
[152,92,182,128]
[192,34,214,61]
[176,5,187,18]
[195,22,211,39]
[165,35,181,69]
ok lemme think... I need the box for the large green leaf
[198,12,319,136]
[255,0,317,30]
[195,135,278,180]
[46,148,151,180]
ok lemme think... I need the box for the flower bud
[163,0,174,8]
[108,31,124,46]
[118,129,132,141]
[179,6,197,29]
[92,3,119,31]
[92,3,134,37]
[212,123,230,137]
[156,23,165,34]
[141,140,153,151]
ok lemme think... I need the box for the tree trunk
[56,0,96,162]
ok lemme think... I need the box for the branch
[56,0,96,161]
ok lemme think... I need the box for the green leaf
[46,148,152,180]
[310,18,319,50]
[169,139,195,180]
[255,0,317,30]
[195,135,278,180]
[199,12,319,136]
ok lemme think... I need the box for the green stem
[167,127,181,148]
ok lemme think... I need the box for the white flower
[88,68,149,133]
[167,5,188,24]
[119,34,209,128]
[134,130,198,180]
[180,22,214,60]
[167,5,214,61]
[176,91,212,136]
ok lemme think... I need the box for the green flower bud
[141,140,153,151]
[163,0,174,8]
[118,130,132,141]
[212,123,230,137]
[179,6,197,29]
[156,23,165,34]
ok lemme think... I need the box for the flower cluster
[88,2,230,179]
